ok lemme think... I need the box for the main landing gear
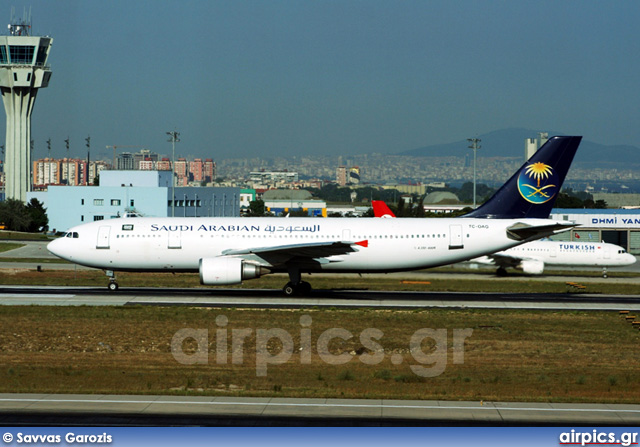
[496,267,508,277]
[283,268,312,296]
[283,281,312,296]
[105,270,119,292]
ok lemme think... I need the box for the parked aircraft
[48,136,582,295]
[371,186,635,277]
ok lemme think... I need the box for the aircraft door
[168,230,182,249]
[549,246,557,258]
[449,225,463,250]
[604,246,611,260]
[342,229,351,241]
[97,226,111,249]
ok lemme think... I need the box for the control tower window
[0,46,7,64]
[36,46,48,65]
[9,45,35,64]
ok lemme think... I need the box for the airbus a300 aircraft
[370,201,636,277]
[48,136,582,295]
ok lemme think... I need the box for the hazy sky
[4,0,640,161]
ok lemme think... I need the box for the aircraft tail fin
[372,200,396,218]
[463,136,582,219]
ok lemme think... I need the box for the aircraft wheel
[283,283,296,296]
[299,281,312,295]
[496,267,508,277]
[108,281,119,292]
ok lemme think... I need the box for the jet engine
[199,257,266,285]
[519,259,545,275]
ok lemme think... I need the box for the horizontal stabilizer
[506,221,576,242]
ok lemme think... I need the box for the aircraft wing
[221,240,367,267]
[484,253,524,269]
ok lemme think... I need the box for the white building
[550,209,640,254]
[29,171,241,232]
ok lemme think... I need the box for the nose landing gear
[105,270,119,291]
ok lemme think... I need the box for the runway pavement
[1,285,640,310]
[0,393,639,425]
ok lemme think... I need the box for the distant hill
[397,128,640,167]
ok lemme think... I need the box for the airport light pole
[467,138,481,209]
[0,145,4,196]
[85,136,91,185]
[30,139,33,192]
[64,137,70,186]
[166,130,180,217]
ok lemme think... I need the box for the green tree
[26,198,48,232]
[396,199,407,217]
[362,207,374,217]
[455,182,496,204]
[248,199,265,217]
[413,196,426,218]
[594,199,607,209]
[555,192,584,208]
[0,199,31,232]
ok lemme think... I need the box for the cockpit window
[65,232,79,238]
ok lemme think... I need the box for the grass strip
[1,306,639,403]
[0,243,25,253]
[0,232,50,241]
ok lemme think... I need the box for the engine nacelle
[519,259,545,275]
[199,257,265,285]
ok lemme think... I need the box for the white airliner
[48,136,582,295]
[472,239,636,277]
[370,201,636,277]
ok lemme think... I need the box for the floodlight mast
[467,138,481,209]
[166,131,180,217]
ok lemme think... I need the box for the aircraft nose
[47,237,71,261]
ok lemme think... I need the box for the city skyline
[1,1,639,163]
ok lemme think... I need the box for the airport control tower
[0,14,52,201]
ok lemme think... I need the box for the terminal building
[29,171,240,232]
[550,209,640,254]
